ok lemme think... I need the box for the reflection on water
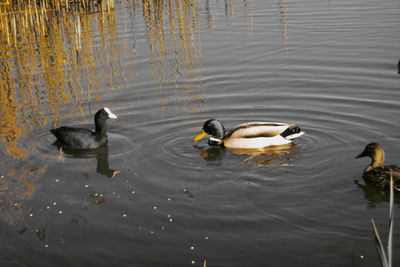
[279,0,289,47]
[234,144,299,166]
[54,144,119,178]
[142,0,206,114]
[355,180,400,208]
[0,7,120,159]
[1,0,399,265]
[194,145,227,163]
[194,143,299,167]
[0,161,46,225]
[0,0,211,160]
[0,0,214,229]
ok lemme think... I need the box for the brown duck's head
[355,143,385,166]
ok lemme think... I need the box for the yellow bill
[193,130,208,142]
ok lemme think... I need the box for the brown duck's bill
[355,151,367,159]
[193,130,207,142]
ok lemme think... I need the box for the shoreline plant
[371,173,394,267]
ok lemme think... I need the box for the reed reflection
[141,0,207,113]
[243,0,254,40]
[0,2,121,226]
[279,0,289,47]
[224,0,234,18]
[0,4,120,160]
[0,161,47,225]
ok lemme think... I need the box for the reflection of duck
[194,143,298,166]
[193,145,227,162]
[233,144,298,166]
[193,119,304,149]
[354,180,392,207]
[355,143,400,191]
[52,144,119,178]
[50,108,117,149]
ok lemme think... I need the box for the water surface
[0,0,400,266]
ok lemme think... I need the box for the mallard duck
[193,119,305,149]
[355,143,400,191]
[50,107,117,149]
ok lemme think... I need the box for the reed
[371,172,394,267]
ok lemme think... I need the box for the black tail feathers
[280,125,301,138]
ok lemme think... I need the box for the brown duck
[355,143,400,191]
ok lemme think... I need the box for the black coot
[50,107,118,149]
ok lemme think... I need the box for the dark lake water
[1,0,400,266]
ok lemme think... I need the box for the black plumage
[50,107,117,149]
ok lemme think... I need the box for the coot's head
[193,119,225,141]
[95,107,118,121]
